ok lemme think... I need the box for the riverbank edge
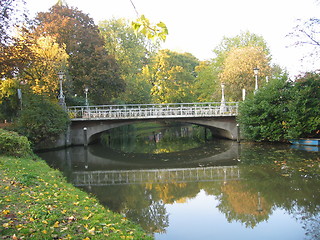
[0,155,153,239]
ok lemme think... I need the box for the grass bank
[0,155,153,240]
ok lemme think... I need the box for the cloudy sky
[26,0,320,77]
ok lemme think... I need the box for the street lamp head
[84,87,89,93]
[253,67,259,75]
[58,71,64,80]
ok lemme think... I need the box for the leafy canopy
[34,4,125,104]
[143,49,199,103]
[239,72,320,141]
[219,46,271,100]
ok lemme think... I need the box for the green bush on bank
[0,129,32,157]
[14,94,70,146]
[238,72,320,142]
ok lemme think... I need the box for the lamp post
[253,67,259,94]
[220,82,226,113]
[57,71,66,109]
[242,88,246,101]
[84,87,89,107]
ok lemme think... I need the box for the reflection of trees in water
[217,181,271,228]
[81,181,201,233]
[298,212,320,240]
[125,200,169,234]
[240,144,320,238]
[101,123,210,154]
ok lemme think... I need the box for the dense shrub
[286,72,320,139]
[0,129,32,157]
[238,72,320,141]
[14,94,70,145]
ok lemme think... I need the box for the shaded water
[38,123,320,240]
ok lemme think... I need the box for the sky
[25,0,320,77]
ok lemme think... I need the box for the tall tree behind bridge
[219,46,271,100]
[213,31,272,101]
[142,49,199,103]
[99,18,159,104]
[32,3,125,104]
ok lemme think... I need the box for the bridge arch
[70,116,238,146]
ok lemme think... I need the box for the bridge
[71,166,240,187]
[48,102,239,149]
[67,102,238,120]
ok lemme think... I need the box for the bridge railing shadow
[68,102,239,120]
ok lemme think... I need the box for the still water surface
[38,123,320,240]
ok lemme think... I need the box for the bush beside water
[0,129,32,157]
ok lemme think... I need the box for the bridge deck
[68,102,238,120]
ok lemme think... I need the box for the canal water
[38,123,320,240]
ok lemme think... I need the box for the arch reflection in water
[40,139,240,172]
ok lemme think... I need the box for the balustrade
[68,102,238,120]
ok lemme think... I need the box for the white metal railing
[67,102,238,120]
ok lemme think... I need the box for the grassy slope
[0,155,153,240]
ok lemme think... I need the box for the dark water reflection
[38,124,320,240]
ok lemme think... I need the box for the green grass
[0,155,153,240]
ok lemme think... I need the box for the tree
[0,0,26,45]
[210,31,272,101]
[194,61,220,102]
[131,14,168,42]
[238,71,320,141]
[219,46,271,100]
[0,78,20,121]
[99,18,157,103]
[33,3,125,104]
[213,31,270,69]
[238,77,291,142]
[129,0,168,42]
[143,49,199,103]
[14,94,69,146]
[21,36,69,98]
[0,0,31,79]
[289,18,320,59]
[286,72,320,139]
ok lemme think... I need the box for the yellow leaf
[88,227,95,235]
[2,222,9,228]
[82,213,92,220]
[53,221,59,228]
[2,210,10,215]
